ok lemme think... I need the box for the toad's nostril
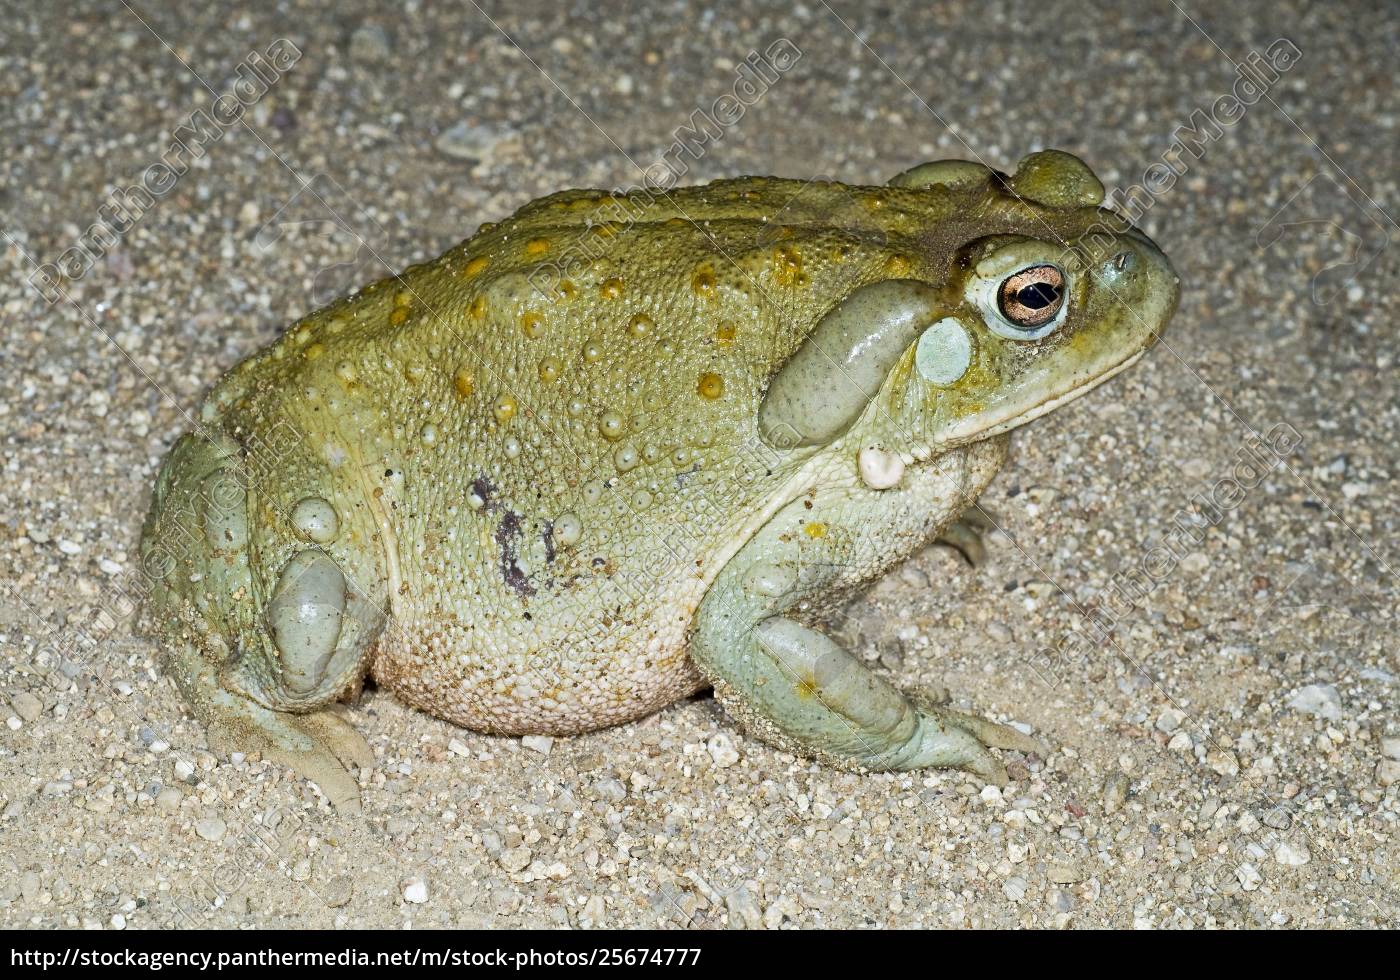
[268,550,347,694]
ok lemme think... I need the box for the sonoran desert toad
[140,150,1180,808]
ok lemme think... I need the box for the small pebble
[10,692,41,722]
[1155,707,1186,733]
[580,894,607,928]
[1273,839,1311,867]
[726,887,762,929]
[401,877,429,904]
[1376,759,1400,787]
[435,121,519,164]
[707,732,740,768]
[195,816,227,842]
[1288,683,1343,721]
[1102,772,1129,814]
[1235,863,1263,891]
[521,734,553,755]
[1206,748,1239,776]
[499,846,532,873]
[349,23,392,61]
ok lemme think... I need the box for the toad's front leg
[689,440,1041,784]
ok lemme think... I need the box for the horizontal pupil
[1017,282,1060,310]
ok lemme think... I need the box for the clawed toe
[300,708,376,771]
[902,704,1045,786]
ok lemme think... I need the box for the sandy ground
[1,0,1396,929]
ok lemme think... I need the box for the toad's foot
[202,697,372,811]
[164,636,373,812]
[739,617,1039,785]
[912,702,1046,783]
[933,504,1000,567]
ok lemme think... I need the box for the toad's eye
[997,264,1065,330]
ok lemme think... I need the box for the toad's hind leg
[689,441,1041,784]
[165,639,372,811]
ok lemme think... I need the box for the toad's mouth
[937,346,1149,446]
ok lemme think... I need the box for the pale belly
[367,581,710,735]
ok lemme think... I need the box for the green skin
[140,150,1179,808]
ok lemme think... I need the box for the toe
[934,520,987,566]
[935,707,1046,755]
[965,504,1001,531]
[197,696,367,810]
[301,709,375,771]
[261,741,363,812]
[962,748,1010,787]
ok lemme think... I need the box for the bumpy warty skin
[140,153,1179,755]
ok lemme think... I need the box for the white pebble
[499,846,532,873]
[521,734,553,755]
[195,816,227,842]
[706,733,739,768]
[1273,839,1311,866]
[1288,683,1343,722]
[1376,759,1400,787]
[401,877,429,904]
[1155,707,1186,733]
[580,894,607,928]
[1235,863,1262,891]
